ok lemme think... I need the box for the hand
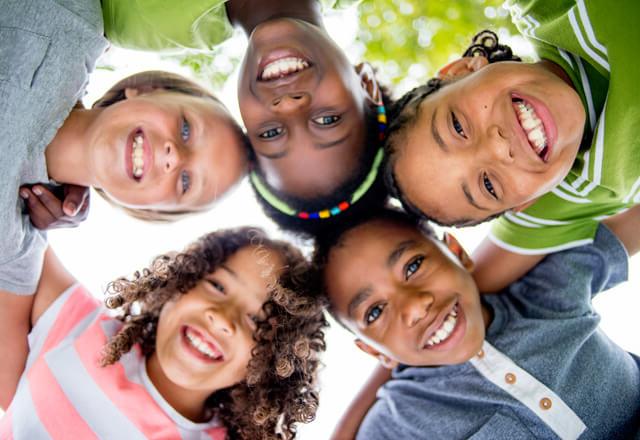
[20,184,90,230]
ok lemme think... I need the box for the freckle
[483,105,488,110]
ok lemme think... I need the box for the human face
[324,219,485,367]
[87,89,247,211]
[149,246,284,396]
[394,61,585,225]
[238,18,370,198]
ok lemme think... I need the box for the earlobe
[354,339,398,370]
[437,56,489,80]
[443,232,474,271]
[355,62,382,105]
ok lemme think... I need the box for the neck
[226,0,323,35]
[146,354,212,423]
[45,108,99,186]
[481,303,493,330]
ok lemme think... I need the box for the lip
[125,128,153,182]
[511,92,558,163]
[180,325,225,364]
[420,300,467,352]
[257,48,311,79]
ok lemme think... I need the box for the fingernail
[20,190,29,199]
[66,202,77,213]
[33,186,42,196]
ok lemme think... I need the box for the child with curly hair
[313,207,640,439]
[0,227,326,439]
[383,0,640,293]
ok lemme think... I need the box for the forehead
[222,246,285,297]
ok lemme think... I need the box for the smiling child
[384,0,640,293]
[314,207,640,439]
[0,227,326,439]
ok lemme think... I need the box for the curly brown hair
[100,227,327,439]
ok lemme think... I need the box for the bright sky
[32,6,640,440]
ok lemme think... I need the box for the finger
[31,185,65,219]
[21,188,57,230]
[63,185,90,216]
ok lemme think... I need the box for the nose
[271,92,311,113]
[485,125,514,164]
[401,293,434,328]
[162,141,182,173]
[206,308,235,336]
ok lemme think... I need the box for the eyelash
[404,256,424,280]
[451,112,466,138]
[365,303,385,325]
[181,170,190,194]
[258,127,284,139]
[483,172,497,199]
[312,115,341,126]
[207,279,225,294]
[181,116,191,142]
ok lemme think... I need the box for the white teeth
[131,134,144,178]
[260,57,310,80]
[185,329,220,359]
[514,100,548,156]
[425,305,458,347]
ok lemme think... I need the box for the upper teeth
[185,328,221,360]
[425,305,458,347]
[514,100,548,157]
[260,57,310,80]
[132,135,144,178]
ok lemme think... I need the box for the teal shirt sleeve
[102,0,233,51]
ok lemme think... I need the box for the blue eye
[181,117,191,141]
[483,173,497,199]
[312,115,341,126]
[258,127,283,139]
[365,304,385,325]
[451,112,466,138]
[181,170,191,194]
[405,256,424,280]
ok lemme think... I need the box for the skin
[45,88,247,212]
[147,246,284,421]
[235,3,378,198]
[324,219,489,368]
[394,58,586,225]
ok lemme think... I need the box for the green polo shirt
[490,0,640,254]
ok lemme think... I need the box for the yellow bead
[319,210,330,218]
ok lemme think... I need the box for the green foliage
[357,0,518,90]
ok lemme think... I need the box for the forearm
[0,292,33,409]
[602,205,640,257]
[472,238,546,293]
[330,365,391,440]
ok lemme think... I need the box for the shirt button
[477,349,485,358]
[540,397,552,410]
[505,373,516,384]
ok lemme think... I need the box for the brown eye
[258,127,284,139]
[451,112,466,138]
[483,173,497,199]
[312,115,341,126]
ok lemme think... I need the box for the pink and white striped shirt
[0,284,227,440]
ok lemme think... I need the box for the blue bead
[309,212,320,219]
[330,207,341,215]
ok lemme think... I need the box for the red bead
[298,212,309,219]
[338,201,350,211]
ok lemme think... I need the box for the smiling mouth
[512,96,550,161]
[424,303,459,347]
[259,56,311,81]
[183,326,224,361]
[131,130,145,180]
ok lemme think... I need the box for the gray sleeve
[356,397,421,440]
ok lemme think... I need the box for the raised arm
[330,365,392,440]
[602,205,640,257]
[471,239,546,293]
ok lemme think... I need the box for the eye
[207,279,225,294]
[247,314,260,331]
[482,173,497,199]
[180,170,191,194]
[451,112,467,138]
[312,115,341,126]
[181,116,191,142]
[365,303,385,325]
[404,256,424,281]
[258,127,284,139]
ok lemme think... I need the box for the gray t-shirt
[358,224,640,440]
[0,0,107,294]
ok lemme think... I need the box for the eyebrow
[387,240,417,268]
[462,182,489,211]
[431,108,448,152]
[220,264,238,279]
[347,286,373,319]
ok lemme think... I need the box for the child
[313,207,640,439]
[0,227,326,439]
[383,0,640,293]
[101,0,391,235]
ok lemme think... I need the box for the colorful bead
[330,206,341,215]
[319,210,330,219]
[338,201,350,211]
[298,212,309,219]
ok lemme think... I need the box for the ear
[512,198,538,212]
[355,62,382,105]
[443,232,474,271]
[355,339,399,370]
[437,56,489,80]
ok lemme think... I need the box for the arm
[330,365,391,440]
[602,205,640,257]
[0,247,75,409]
[471,239,546,293]
[21,184,90,230]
